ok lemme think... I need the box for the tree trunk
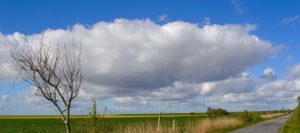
[66,102,71,133]
[64,120,71,133]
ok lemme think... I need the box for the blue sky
[0,0,299,77]
[0,0,300,115]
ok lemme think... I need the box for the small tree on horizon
[207,107,212,117]
[11,38,82,133]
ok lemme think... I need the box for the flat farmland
[0,113,208,133]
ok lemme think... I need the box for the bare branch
[10,37,82,133]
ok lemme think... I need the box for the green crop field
[0,111,288,133]
[0,113,207,133]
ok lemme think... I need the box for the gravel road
[230,115,290,133]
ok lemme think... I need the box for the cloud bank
[0,19,284,114]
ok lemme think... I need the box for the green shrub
[240,110,262,123]
[207,107,229,117]
[79,98,114,133]
[215,108,229,116]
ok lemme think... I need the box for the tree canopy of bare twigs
[11,38,82,133]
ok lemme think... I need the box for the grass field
[0,111,287,133]
[280,106,300,133]
[0,113,207,133]
[0,113,207,119]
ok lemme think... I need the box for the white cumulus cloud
[261,68,277,80]
[0,19,282,114]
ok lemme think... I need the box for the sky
[0,0,300,115]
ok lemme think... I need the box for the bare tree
[11,38,82,133]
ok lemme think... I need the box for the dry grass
[119,117,243,133]
[121,123,174,133]
[260,113,285,119]
[188,117,243,133]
